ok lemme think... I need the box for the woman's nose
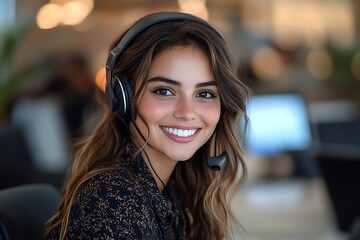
[173,97,196,121]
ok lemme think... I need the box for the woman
[45,12,251,240]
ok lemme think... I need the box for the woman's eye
[152,88,173,96]
[196,91,216,99]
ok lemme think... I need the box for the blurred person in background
[45,12,251,240]
[4,51,99,179]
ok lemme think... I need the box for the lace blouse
[48,144,187,239]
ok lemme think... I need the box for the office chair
[349,217,360,240]
[0,124,66,190]
[0,183,61,240]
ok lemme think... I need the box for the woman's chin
[167,153,195,162]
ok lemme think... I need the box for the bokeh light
[95,67,106,93]
[177,0,209,20]
[36,3,64,29]
[251,46,285,81]
[37,0,94,29]
[61,1,89,25]
[306,50,333,80]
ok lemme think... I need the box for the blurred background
[0,0,360,240]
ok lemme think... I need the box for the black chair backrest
[0,125,35,189]
[0,183,61,240]
[0,220,10,240]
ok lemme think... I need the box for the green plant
[326,46,360,99]
[0,20,51,118]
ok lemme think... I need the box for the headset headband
[105,12,223,88]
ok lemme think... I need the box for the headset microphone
[208,151,227,171]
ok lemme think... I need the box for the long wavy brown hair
[45,15,251,240]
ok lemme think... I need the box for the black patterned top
[48,144,187,239]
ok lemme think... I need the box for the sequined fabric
[48,144,187,239]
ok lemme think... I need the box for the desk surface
[232,178,348,240]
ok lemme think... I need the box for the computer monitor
[245,93,313,156]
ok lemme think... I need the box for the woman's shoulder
[63,169,159,239]
[78,168,147,203]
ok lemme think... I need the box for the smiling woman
[135,46,221,168]
[45,12,251,240]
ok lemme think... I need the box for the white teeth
[162,127,197,137]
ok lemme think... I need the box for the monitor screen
[245,93,312,156]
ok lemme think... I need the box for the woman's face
[133,45,221,164]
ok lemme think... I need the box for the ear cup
[105,84,117,112]
[112,75,133,121]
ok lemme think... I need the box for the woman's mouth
[161,127,198,137]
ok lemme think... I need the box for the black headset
[105,11,224,122]
[104,12,227,171]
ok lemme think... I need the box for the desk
[232,178,348,240]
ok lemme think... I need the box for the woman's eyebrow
[147,77,180,86]
[196,81,217,88]
[147,76,216,88]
